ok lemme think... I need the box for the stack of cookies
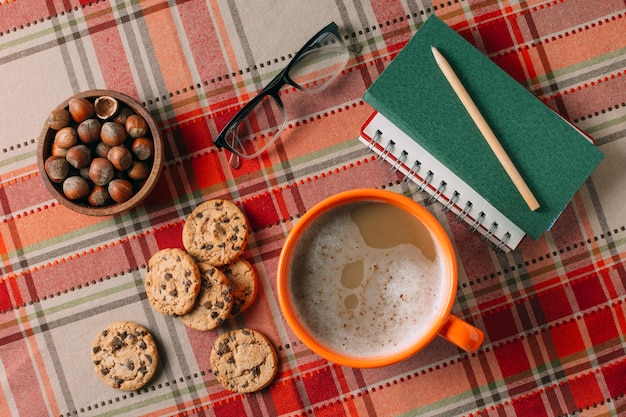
[92,199,278,393]
[141,199,277,393]
[144,199,258,328]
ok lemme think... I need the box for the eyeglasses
[214,22,349,168]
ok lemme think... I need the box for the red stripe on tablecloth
[0,170,51,218]
[0,281,11,312]
[0,329,52,416]
[169,114,214,155]
[544,71,626,123]
[206,0,252,105]
[572,272,609,309]
[584,304,620,346]
[6,270,23,309]
[142,2,194,108]
[82,1,139,98]
[0,0,73,32]
[271,376,306,415]
[174,0,234,98]
[1,198,103,251]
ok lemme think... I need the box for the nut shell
[77,118,101,144]
[63,176,90,200]
[107,145,132,171]
[54,127,78,149]
[79,167,91,181]
[47,108,71,130]
[100,122,127,146]
[131,137,154,161]
[87,185,112,207]
[68,98,95,123]
[125,114,148,138]
[89,157,115,186]
[44,156,70,183]
[94,95,119,120]
[51,143,68,157]
[113,107,134,125]
[65,144,92,169]
[94,142,112,158]
[127,160,150,181]
[108,179,133,203]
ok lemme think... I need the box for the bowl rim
[276,188,458,368]
[37,89,164,216]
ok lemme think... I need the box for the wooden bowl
[37,90,164,216]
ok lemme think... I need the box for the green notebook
[360,15,604,248]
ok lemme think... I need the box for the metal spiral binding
[366,130,382,154]
[362,126,514,251]
[417,170,434,193]
[481,222,498,241]
[495,232,511,252]
[429,181,447,203]
[404,160,421,183]
[443,191,460,213]
[391,150,408,173]
[469,211,486,232]
[456,201,473,222]
[379,140,395,161]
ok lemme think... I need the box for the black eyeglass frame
[213,22,346,161]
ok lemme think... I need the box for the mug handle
[438,314,484,352]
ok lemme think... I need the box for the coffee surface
[289,201,446,358]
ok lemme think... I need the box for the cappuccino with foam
[289,201,447,358]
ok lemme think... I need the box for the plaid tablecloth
[1,1,625,416]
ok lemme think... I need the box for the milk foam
[289,203,446,358]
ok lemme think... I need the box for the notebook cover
[362,15,604,240]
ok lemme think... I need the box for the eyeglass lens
[288,32,349,93]
[225,95,287,160]
[224,29,348,161]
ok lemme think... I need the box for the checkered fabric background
[1,1,625,416]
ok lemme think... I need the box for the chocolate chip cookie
[144,248,201,316]
[92,321,159,391]
[210,328,278,393]
[221,258,258,318]
[179,262,233,331]
[182,199,248,266]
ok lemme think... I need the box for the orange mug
[276,188,483,368]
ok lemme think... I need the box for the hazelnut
[87,185,112,207]
[44,156,70,183]
[68,98,95,123]
[125,114,148,138]
[108,179,133,203]
[107,145,132,171]
[54,126,78,149]
[113,107,134,125]
[94,95,119,120]
[51,142,68,157]
[95,141,112,158]
[79,167,91,181]
[65,144,92,169]
[127,160,150,181]
[131,137,154,161]
[89,157,115,186]
[77,118,102,143]
[63,176,90,200]
[47,108,71,130]
[100,121,127,146]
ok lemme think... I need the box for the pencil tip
[431,45,441,61]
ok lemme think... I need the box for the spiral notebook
[359,15,604,251]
